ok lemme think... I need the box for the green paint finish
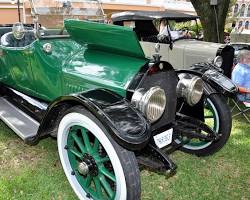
[64,19,146,59]
[0,22,148,101]
[0,44,37,96]
[67,125,116,200]
[63,46,148,97]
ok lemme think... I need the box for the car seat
[231,88,250,123]
[1,31,36,47]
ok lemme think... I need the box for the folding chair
[231,88,250,123]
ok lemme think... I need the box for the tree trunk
[190,0,230,43]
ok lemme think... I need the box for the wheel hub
[78,162,89,176]
[77,154,98,176]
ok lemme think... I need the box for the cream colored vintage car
[141,39,224,69]
[112,11,235,76]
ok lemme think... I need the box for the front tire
[178,94,232,156]
[57,106,140,200]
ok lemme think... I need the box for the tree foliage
[190,0,231,43]
[225,0,237,33]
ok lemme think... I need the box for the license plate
[153,128,173,149]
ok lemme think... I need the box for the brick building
[232,0,250,30]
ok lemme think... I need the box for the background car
[111,10,235,78]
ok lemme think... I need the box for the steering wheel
[157,33,170,44]
[177,27,192,39]
[177,27,189,31]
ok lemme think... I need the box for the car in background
[111,11,235,78]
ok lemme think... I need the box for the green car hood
[64,19,146,59]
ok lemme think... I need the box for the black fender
[27,89,151,151]
[176,68,218,96]
[216,44,235,78]
[176,64,237,97]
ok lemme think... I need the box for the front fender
[176,65,238,97]
[176,68,217,96]
[30,89,151,151]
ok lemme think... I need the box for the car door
[0,45,37,96]
[29,39,64,102]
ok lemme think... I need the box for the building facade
[233,0,250,30]
[0,0,25,24]
[0,0,195,25]
[162,0,195,14]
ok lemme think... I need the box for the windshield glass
[156,19,202,40]
[30,0,105,28]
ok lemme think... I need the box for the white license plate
[153,128,173,149]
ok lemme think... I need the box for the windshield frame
[156,17,202,44]
[28,0,105,38]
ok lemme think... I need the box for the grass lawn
[0,117,249,200]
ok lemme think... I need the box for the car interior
[0,24,36,47]
[1,31,36,48]
[0,24,69,48]
[114,20,172,44]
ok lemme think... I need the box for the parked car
[0,1,233,199]
[111,11,235,78]
[112,10,237,156]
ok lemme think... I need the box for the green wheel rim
[67,125,116,200]
[181,97,219,149]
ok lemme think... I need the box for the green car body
[0,4,223,198]
[0,20,148,101]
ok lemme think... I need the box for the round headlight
[213,56,223,68]
[132,87,166,123]
[177,75,203,106]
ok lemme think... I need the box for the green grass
[0,117,249,200]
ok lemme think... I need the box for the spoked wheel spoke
[204,115,214,119]
[96,156,110,164]
[68,147,82,159]
[99,166,116,182]
[83,175,92,188]
[71,132,86,154]
[99,175,115,198]
[93,138,100,153]
[93,177,103,199]
[81,128,92,152]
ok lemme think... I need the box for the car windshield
[30,0,105,28]
[157,19,202,41]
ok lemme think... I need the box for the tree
[225,0,237,32]
[190,0,231,43]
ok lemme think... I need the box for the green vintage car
[0,0,233,199]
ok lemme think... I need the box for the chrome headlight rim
[132,86,166,123]
[186,76,203,106]
[213,56,223,68]
[177,75,204,106]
